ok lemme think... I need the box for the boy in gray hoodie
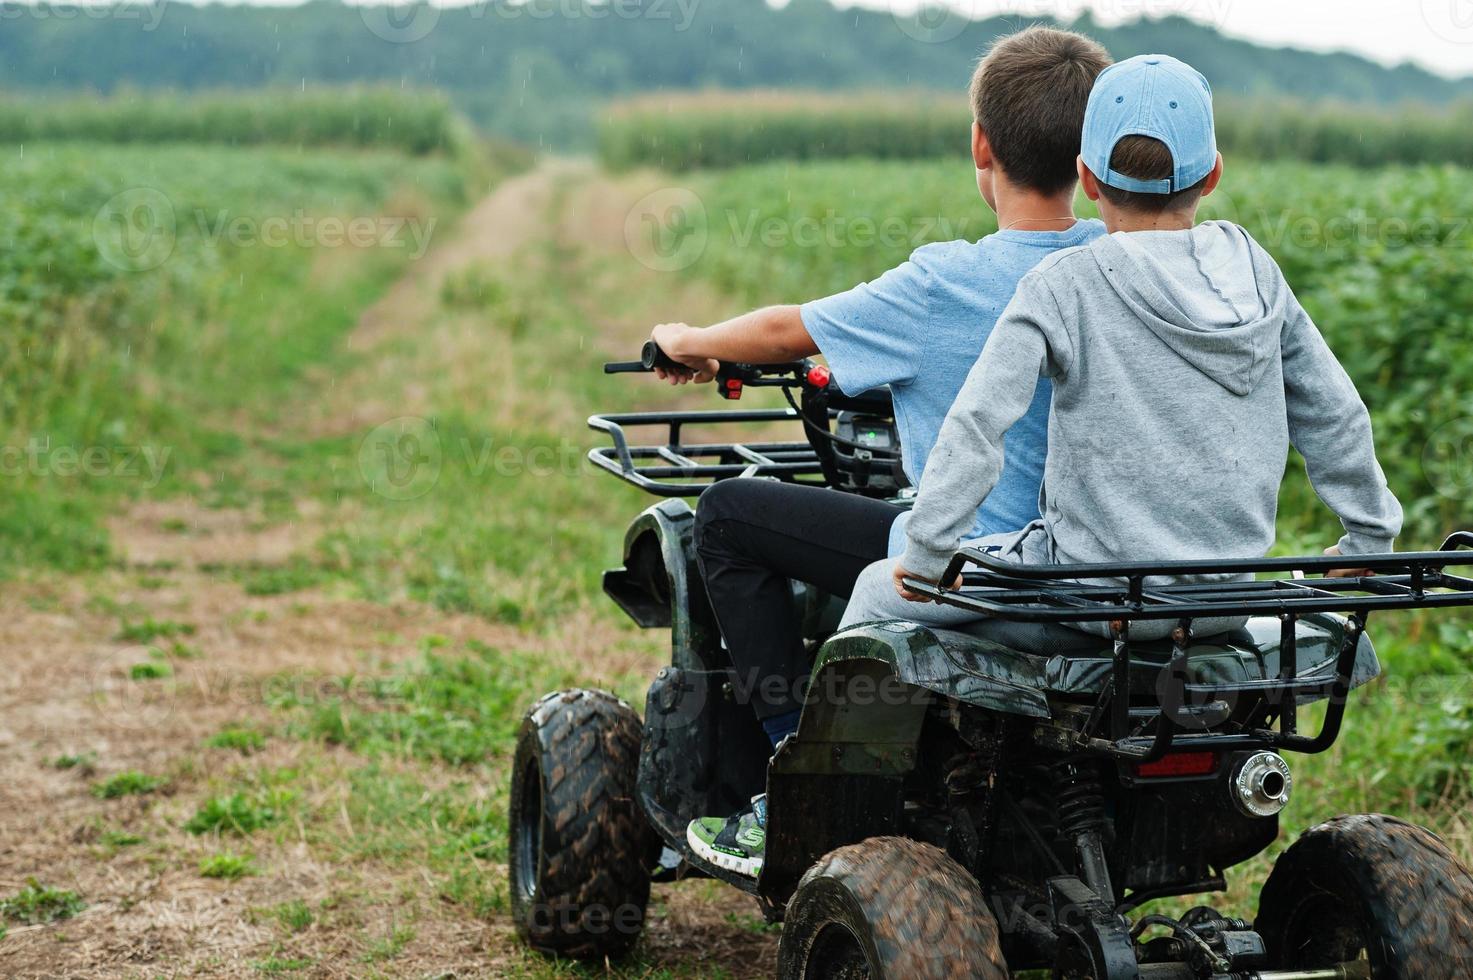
[841,53,1403,637]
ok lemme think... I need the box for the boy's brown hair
[1097,135,1211,213]
[970,26,1112,195]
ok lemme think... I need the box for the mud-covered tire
[777,836,1008,980]
[1256,813,1473,979]
[508,688,658,960]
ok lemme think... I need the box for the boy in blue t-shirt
[648,26,1114,879]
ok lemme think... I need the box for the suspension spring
[1054,757,1107,839]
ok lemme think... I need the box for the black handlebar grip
[641,340,682,372]
[603,360,647,374]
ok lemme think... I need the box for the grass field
[1,114,1471,976]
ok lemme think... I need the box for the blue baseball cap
[1081,54,1217,195]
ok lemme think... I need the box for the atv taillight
[1135,751,1219,779]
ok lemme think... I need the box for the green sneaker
[687,795,767,878]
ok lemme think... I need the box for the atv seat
[954,616,1257,659]
[829,614,1381,719]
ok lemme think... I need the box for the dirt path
[0,161,775,978]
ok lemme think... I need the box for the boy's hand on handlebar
[651,323,720,385]
[1322,545,1372,579]
[893,564,964,603]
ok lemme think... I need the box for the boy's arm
[1281,297,1403,559]
[651,307,817,384]
[650,248,934,391]
[898,276,1068,586]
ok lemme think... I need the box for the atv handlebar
[603,340,685,375]
[604,340,823,402]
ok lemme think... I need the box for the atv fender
[814,620,1057,719]
[602,498,721,672]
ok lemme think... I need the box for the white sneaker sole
[686,823,763,879]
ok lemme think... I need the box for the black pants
[693,478,902,720]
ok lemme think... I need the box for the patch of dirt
[106,499,327,569]
[0,162,781,979]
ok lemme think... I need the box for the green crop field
[0,138,491,573]
[2,88,1472,976]
[600,92,1473,171]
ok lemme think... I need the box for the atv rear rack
[903,533,1473,762]
[587,408,827,496]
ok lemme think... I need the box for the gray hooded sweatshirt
[902,220,1403,613]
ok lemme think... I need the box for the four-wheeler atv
[509,343,1473,978]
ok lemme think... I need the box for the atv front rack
[903,533,1473,761]
[587,408,827,496]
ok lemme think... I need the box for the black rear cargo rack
[902,532,1473,761]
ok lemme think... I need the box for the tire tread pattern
[511,688,657,960]
[780,836,1008,979]
[1257,813,1473,979]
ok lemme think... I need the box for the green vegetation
[51,752,96,771]
[281,638,575,766]
[267,899,314,933]
[0,138,487,573]
[97,829,145,849]
[599,92,964,170]
[199,852,257,879]
[129,661,172,681]
[0,879,85,925]
[206,726,268,754]
[185,790,292,835]
[115,619,196,643]
[601,92,1473,171]
[91,771,165,799]
[0,89,474,157]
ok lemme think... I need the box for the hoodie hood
[1090,220,1286,396]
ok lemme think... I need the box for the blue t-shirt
[801,220,1106,556]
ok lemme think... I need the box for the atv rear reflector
[1135,751,1219,779]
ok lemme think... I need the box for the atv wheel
[1256,813,1473,979]
[777,836,1008,980]
[508,688,658,960]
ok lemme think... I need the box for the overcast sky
[848,0,1473,78]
